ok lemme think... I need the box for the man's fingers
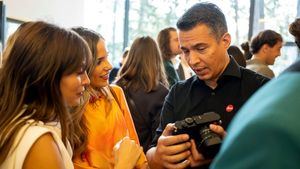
[160,140,191,155]
[189,139,204,161]
[163,159,190,169]
[160,123,190,146]
[159,134,189,146]
[162,123,176,136]
[162,150,191,163]
[209,124,227,138]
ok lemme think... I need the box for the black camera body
[173,112,222,159]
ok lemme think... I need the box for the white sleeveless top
[0,120,74,169]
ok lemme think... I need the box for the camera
[173,112,222,159]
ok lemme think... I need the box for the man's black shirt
[151,57,270,149]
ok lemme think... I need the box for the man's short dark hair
[176,2,228,40]
[250,30,283,54]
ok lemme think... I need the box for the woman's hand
[113,136,143,169]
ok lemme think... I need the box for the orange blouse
[73,85,147,169]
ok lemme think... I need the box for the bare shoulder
[23,133,66,169]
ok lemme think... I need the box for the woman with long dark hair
[116,36,169,153]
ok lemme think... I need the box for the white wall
[4,0,85,27]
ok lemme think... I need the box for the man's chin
[196,74,210,81]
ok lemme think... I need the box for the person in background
[241,41,252,60]
[247,30,283,78]
[289,18,300,49]
[115,36,169,153]
[177,53,194,80]
[0,21,91,169]
[71,27,148,169]
[284,18,300,72]
[157,27,182,87]
[109,48,129,83]
[211,18,300,169]
[227,45,246,67]
[146,3,269,169]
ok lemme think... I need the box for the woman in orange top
[72,27,148,169]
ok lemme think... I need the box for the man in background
[247,30,283,78]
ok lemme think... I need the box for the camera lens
[197,126,222,159]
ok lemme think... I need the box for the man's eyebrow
[181,43,207,50]
[192,43,208,48]
[180,46,188,50]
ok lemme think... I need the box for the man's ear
[261,44,269,53]
[222,33,231,49]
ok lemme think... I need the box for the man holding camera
[146,2,269,169]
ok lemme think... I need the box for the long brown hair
[116,36,168,92]
[157,27,176,60]
[1,22,29,65]
[71,27,115,117]
[0,21,91,162]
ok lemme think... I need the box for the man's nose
[189,51,200,65]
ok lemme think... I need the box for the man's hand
[188,124,226,167]
[147,123,192,169]
[188,139,212,167]
[209,124,227,138]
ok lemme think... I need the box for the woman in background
[72,27,147,169]
[241,41,252,60]
[115,36,169,153]
[227,45,246,67]
[157,27,181,87]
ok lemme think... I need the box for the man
[247,30,283,78]
[211,17,300,169]
[157,27,182,87]
[146,3,269,169]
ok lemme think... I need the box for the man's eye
[196,47,206,53]
[182,49,189,54]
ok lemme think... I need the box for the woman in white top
[0,21,92,169]
[0,21,145,169]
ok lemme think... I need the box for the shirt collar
[219,56,241,79]
[192,56,241,85]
